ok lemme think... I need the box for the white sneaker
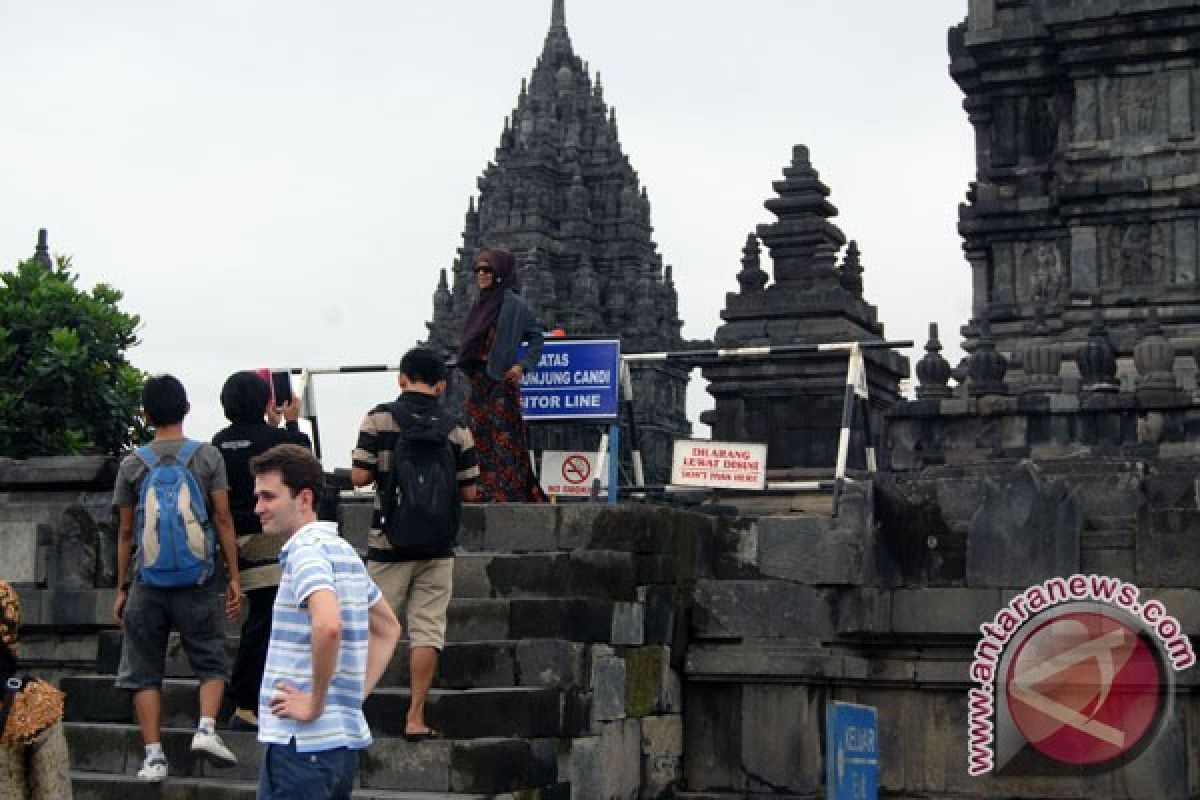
[137,756,168,782]
[190,730,238,768]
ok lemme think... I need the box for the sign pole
[607,423,620,505]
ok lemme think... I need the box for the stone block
[509,597,613,641]
[452,553,494,598]
[739,684,823,794]
[624,646,680,717]
[458,502,486,551]
[1137,509,1200,586]
[568,720,642,800]
[755,517,863,585]
[966,461,1081,587]
[483,504,559,552]
[450,739,556,794]
[486,553,571,597]
[640,714,683,799]
[835,588,892,635]
[591,649,626,723]
[447,599,510,641]
[891,588,1003,635]
[683,681,746,792]
[587,507,675,554]
[685,642,845,681]
[358,737,451,791]
[642,585,677,645]
[689,579,774,640]
[0,522,45,585]
[516,638,585,688]
[56,505,107,589]
[611,601,644,646]
[0,455,116,489]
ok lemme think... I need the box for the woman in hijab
[458,247,547,502]
[0,581,71,800]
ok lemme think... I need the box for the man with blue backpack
[112,374,243,782]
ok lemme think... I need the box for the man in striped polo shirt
[250,444,400,799]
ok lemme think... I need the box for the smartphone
[270,371,294,408]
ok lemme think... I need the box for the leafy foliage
[0,253,146,457]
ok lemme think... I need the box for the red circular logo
[1005,610,1165,766]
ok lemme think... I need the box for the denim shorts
[257,739,358,800]
[115,581,229,690]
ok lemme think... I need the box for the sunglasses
[474,266,494,275]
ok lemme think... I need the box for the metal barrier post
[607,423,620,505]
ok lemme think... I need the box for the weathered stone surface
[685,643,845,681]
[640,714,683,799]
[739,684,823,794]
[516,639,585,689]
[754,516,862,585]
[891,588,1003,635]
[591,647,626,724]
[690,580,835,640]
[357,737,451,792]
[624,646,680,717]
[683,683,743,792]
[610,601,644,646]
[0,455,116,489]
[1137,508,1200,586]
[450,738,557,794]
[568,720,642,800]
[966,461,1081,587]
[483,505,559,552]
[0,522,45,584]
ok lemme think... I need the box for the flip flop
[403,728,443,742]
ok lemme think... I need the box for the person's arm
[452,424,481,502]
[209,489,242,619]
[516,304,545,377]
[351,411,380,488]
[113,505,135,625]
[270,587,340,723]
[363,594,401,696]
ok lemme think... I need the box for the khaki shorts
[367,558,454,649]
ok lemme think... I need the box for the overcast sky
[0,1,974,469]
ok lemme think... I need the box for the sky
[0,1,974,469]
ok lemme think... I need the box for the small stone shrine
[423,0,693,484]
[700,145,908,476]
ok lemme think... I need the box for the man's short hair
[400,347,447,386]
[249,444,325,501]
[141,374,189,427]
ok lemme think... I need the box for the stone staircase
[61,503,708,799]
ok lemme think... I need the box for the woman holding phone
[457,247,546,502]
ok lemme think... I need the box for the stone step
[97,631,588,690]
[71,769,560,799]
[68,724,561,795]
[453,550,639,601]
[63,677,580,739]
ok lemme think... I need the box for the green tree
[0,252,146,458]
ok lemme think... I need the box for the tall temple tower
[423,0,691,484]
[951,0,1200,377]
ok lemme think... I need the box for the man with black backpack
[351,347,479,740]
[112,374,243,782]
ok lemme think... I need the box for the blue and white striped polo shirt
[258,520,382,752]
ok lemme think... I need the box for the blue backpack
[134,440,217,588]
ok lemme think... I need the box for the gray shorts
[115,582,229,690]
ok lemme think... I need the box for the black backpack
[379,404,460,552]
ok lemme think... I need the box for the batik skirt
[464,368,546,503]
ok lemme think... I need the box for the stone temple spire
[32,228,53,271]
[421,0,692,484]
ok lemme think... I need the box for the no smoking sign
[540,451,606,497]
